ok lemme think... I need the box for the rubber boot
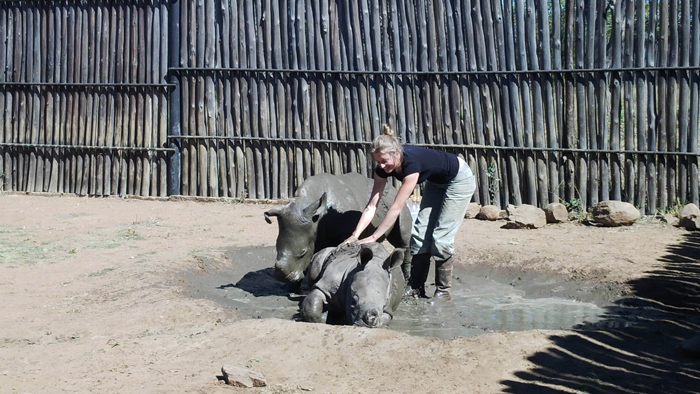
[433,257,453,302]
[405,253,431,298]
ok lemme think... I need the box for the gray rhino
[301,242,405,328]
[264,172,411,286]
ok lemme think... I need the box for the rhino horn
[358,244,375,267]
[300,192,328,223]
[264,206,284,224]
[383,248,405,271]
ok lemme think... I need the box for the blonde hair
[371,124,403,158]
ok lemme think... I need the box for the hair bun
[382,124,394,136]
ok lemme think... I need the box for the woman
[344,124,476,301]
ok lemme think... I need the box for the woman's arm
[357,172,418,244]
[343,174,387,244]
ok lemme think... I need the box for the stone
[544,203,568,223]
[465,202,482,219]
[591,201,640,227]
[662,213,679,226]
[221,365,267,387]
[502,204,547,229]
[679,203,700,231]
[476,205,500,221]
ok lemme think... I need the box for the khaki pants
[409,159,476,262]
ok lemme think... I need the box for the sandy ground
[1,193,699,393]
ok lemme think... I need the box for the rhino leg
[377,312,393,328]
[355,309,393,328]
[386,210,413,284]
[301,289,327,323]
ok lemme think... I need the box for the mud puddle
[186,245,623,340]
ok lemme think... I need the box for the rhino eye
[297,248,308,258]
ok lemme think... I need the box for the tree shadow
[501,232,700,393]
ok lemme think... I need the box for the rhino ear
[264,206,284,224]
[301,192,328,223]
[308,247,335,284]
[383,248,405,271]
[358,244,375,267]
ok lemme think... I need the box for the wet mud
[185,245,628,340]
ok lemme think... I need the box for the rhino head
[264,192,328,284]
[347,245,405,328]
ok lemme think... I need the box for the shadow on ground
[233,267,290,297]
[502,232,700,393]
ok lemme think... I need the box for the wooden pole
[690,0,700,206]
[635,0,648,212]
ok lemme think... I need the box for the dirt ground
[1,192,699,394]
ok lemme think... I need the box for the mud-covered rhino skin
[301,243,405,328]
[264,172,411,286]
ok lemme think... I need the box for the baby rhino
[301,242,405,328]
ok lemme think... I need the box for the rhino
[301,242,405,327]
[264,172,412,287]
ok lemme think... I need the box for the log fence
[0,0,699,215]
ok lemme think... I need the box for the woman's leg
[408,181,445,296]
[431,165,476,299]
[430,165,476,262]
[409,181,444,256]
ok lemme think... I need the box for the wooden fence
[1,0,699,215]
[0,1,171,197]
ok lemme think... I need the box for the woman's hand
[341,234,359,245]
[357,234,378,244]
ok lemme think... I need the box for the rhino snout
[356,308,384,328]
[274,264,303,283]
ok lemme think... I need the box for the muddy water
[186,245,616,340]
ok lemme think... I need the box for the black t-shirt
[375,146,460,184]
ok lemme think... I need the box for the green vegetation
[561,197,592,222]
[657,198,687,217]
[245,358,261,368]
[561,197,582,212]
[486,162,501,205]
[118,228,144,241]
[87,267,115,277]
[0,224,148,264]
[260,384,313,394]
[0,228,48,264]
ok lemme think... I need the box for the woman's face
[373,151,400,173]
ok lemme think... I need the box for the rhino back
[326,173,409,246]
[311,249,361,313]
[294,172,409,251]
[297,173,373,211]
[300,173,374,249]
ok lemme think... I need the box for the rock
[544,203,568,223]
[476,205,500,221]
[502,204,547,229]
[661,213,679,226]
[679,203,700,231]
[465,202,482,219]
[591,201,640,227]
[221,365,267,387]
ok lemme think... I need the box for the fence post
[167,0,182,196]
